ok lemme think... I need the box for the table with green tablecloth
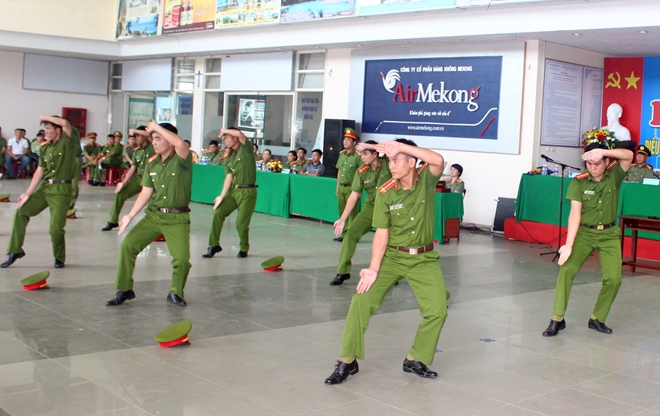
[618,182,660,240]
[191,165,464,243]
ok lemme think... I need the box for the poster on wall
[238,98,265,133]
[116,0,162,39]
[128,96,156,130]
[456,0,559,6]
[361,56,503,140]
[359,0,453,16]
[580,67,604,134]
[162,0,216,34]
[540,60,584,147]
[216,0,281,27]
[280,0,354,22]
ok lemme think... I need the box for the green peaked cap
[20,271,50,286]
[261,256,284,269]
[0,193,10,200]
[155,321,192,342]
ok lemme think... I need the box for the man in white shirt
[5,129,30,179]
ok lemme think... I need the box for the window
[110,62,122,91]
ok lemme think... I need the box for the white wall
[0,51,109,141]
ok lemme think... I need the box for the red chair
[105,168,122,185]
[12,161,28,178]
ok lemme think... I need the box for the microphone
[541,154,555,163]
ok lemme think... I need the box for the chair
[105,168,122,185]
[12,161,28,178]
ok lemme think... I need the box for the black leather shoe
[333,237,343,242]
[54,259,65,268]
[99,182,106,187]
[325,360,359,385]
[1,252,25,268]
[102,222,118,231]
[542,319,566,337]
[91,180,99,186]
[105,290,136,306]
[330,274,350,286]
[87,180,93,185]
[403,358,437,378]
[588,318,612,334]
[202,246,222,258]
[167,293,187,306]
[237,251,248,258]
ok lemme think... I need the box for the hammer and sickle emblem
[606,72,621,89]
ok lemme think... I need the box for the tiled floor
[0,178,659,415]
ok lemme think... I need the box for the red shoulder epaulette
[379,178,397,194]
[647,164,654,169]
[606,160,618,170]
[355,149,362,156]
[456,179,463,183]
[417,163,428,174]
[40,141,50,147]
[223,149,230,158]
[148,154,158,163]
[576,172,589,180]
[134,146,140,151]
[358,165,369,174]
[339,149,346,154]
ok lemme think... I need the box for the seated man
[0,132,6,175]
[303,149,325,176]
[93,134,123,186]
[5,129,30,179]
[260,149,273,167]
[31,132,44,165]
[123,134,136,170]
[207,140,224,165]
[447,163,465,193]
[84,132,101,184]
[295,147,309,173]
[625,145,654,183]
[185,140,199,164]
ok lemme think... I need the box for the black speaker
[323,119,356,177]
[492,197,516,233]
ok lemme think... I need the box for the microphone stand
[539,155,582,262]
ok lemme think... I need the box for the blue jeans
[5,155,29,177]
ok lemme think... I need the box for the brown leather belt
[340,183,352,187]
[153,207,191,214]
[234,184,257,189]
[44,179,72,184]
[580,223,615,230]
[388,243,434,255]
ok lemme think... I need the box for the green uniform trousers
[208,188,257,252]
[337,204,374,274]
[109,179,142,224]
[115,211,191,298]
[94,160,122,182]
[552,227,622,323]
[69,157,83,209]
[337,186,359,237]
[340,249,448,365]
[7,183,71,262]
[87,162,99,182]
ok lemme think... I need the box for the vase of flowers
[267,159,283,173]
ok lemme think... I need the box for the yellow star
[625,71,641,89]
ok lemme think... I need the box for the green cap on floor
[20,271,50,291]
[0,193,10,202]
[261,255,284,272]
[155,321,192,347]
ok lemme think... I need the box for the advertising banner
[362,56,502,140]
[216,0,281,27]
[162,0,216,34]
[359,0,453,16]
[116,0,162,39]
[280,0,354,22]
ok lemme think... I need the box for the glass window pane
[176,58,195,75]
[202,91,224,148]
[298,73,324,89]
[298,53,325,70]
[295,91,323,154]
[206,58,222,73]
[111,78,122,90]
[205,75,221,89]
[111,63,123,77]
[176,75,194,90]
[176,93,194,142]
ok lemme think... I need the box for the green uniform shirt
[0,138,6,167]
[132,143,155,177]
[31,140,42,156]
[38,127,81,181]
[207,152,223,166]
[373,165,440,247]
[336,149,362,184]
[224,140,256,186]
[450,180,465,194]
[351,157,392,207]
[101,143,123,165]
[625,163,654,183]
[84,143,101,158]
[141,151,193,209]
[124,145,134,164]
[566,162,626,226]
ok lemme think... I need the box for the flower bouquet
[581,128,617,150]
[267,159,283,173]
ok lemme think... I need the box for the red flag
[602,57,644,143]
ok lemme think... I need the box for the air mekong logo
[380,68,481,112]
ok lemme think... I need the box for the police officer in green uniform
[94,134,123,186]
[1,115,80,269]
[325,138,448,385]
[447,163,465,194]
[334,128,362,242]
[331,140,391,285]
[624,145,654,183]
[203,128,257,259]
[105,121,192,307]
[0,134,7,173]
[69,135,84,211]
[102,126,154,231]
[84,133,101,184]
[206,140,224,166]
[543,142,633,337]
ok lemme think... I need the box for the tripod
[539,155,582,262]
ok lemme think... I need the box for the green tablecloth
[515,174,573,226]
[192,165,464,243]
[618,182,660,240]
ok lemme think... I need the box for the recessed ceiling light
[572,33,582,36]
[638,30,648,34]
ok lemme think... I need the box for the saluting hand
[357,268,378,294]
[582,149,604,163]
[16,193,30,210]
[146,120,159,133]
[118,215,133,236]
[557,245,572,266]
[333,219,346,237]
[376,140,403,158]
[213,196,223,210]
